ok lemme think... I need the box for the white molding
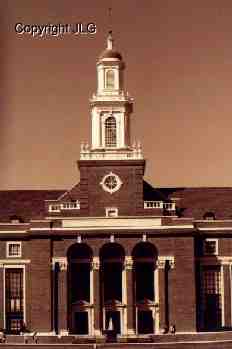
[62,217,162,229]
[0,231,27,234]
[32,224,194,231]
[0,259,30,266]
[198,228,232,231]
[0,223,30,226]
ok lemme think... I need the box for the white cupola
[80,32,143,161]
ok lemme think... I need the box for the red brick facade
[0,32,232,347]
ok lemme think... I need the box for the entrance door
[137,310,154,334]
[74,312,89,335]
[105,311,121,334]
[202,266,222,330]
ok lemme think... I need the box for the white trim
[198,228,232,231]
[0,223,30,226]
[0,259,30,266]
[6,241,22,258]
[0,231,27,234]
[32,225,193,232]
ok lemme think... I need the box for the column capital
[52,257,68,271]
[156,256,175,269]
[124,256,133,270]
[92,256,100,270]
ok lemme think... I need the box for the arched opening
[132,242,157,334]
[105,69,115,89]
[100,243,125,334]
[203,211,216,220]
[67,243,93,335]
[105,116,117,147]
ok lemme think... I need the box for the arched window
[132,242,157,335]
[105,116,117,147]
[67,243,93,335]
[203,211,216,220]
[105,69,115,89]
[100,243,125,334]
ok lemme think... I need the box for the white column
[122,262,127,336]
[124,256,135,336]
[52,257,68,336]
[221,264,225,327]
[154,266,159,333]
[92,257,101,337]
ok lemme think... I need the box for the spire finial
[107,7,113,50]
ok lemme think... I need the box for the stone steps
[2,332,232,348]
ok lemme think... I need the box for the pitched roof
[0,190,65,222]
[1,186,232,222]
[161,187,232,220]
[57,183,80,202]
[143,182,232,219]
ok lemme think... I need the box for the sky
[1,1,232,189]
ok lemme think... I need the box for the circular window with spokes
[100,172,122,194]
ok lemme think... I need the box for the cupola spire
[107,30,114,50]
[107,7,113,50]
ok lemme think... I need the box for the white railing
[60,202,80,210]
[144,201,163,209]
[49,201,80,212]
[80,149,143,160]
[144,201,175,211]
[80,142,143,160]
[90,91,133,103]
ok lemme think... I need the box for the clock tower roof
[98,31,122,61]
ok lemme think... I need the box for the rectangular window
[105,207,118,217]
[201,266,222,329]
[204,239,218,256]
[5,268,24,333]
[7,242,22,258]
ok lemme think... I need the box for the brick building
[0,32,232,342]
